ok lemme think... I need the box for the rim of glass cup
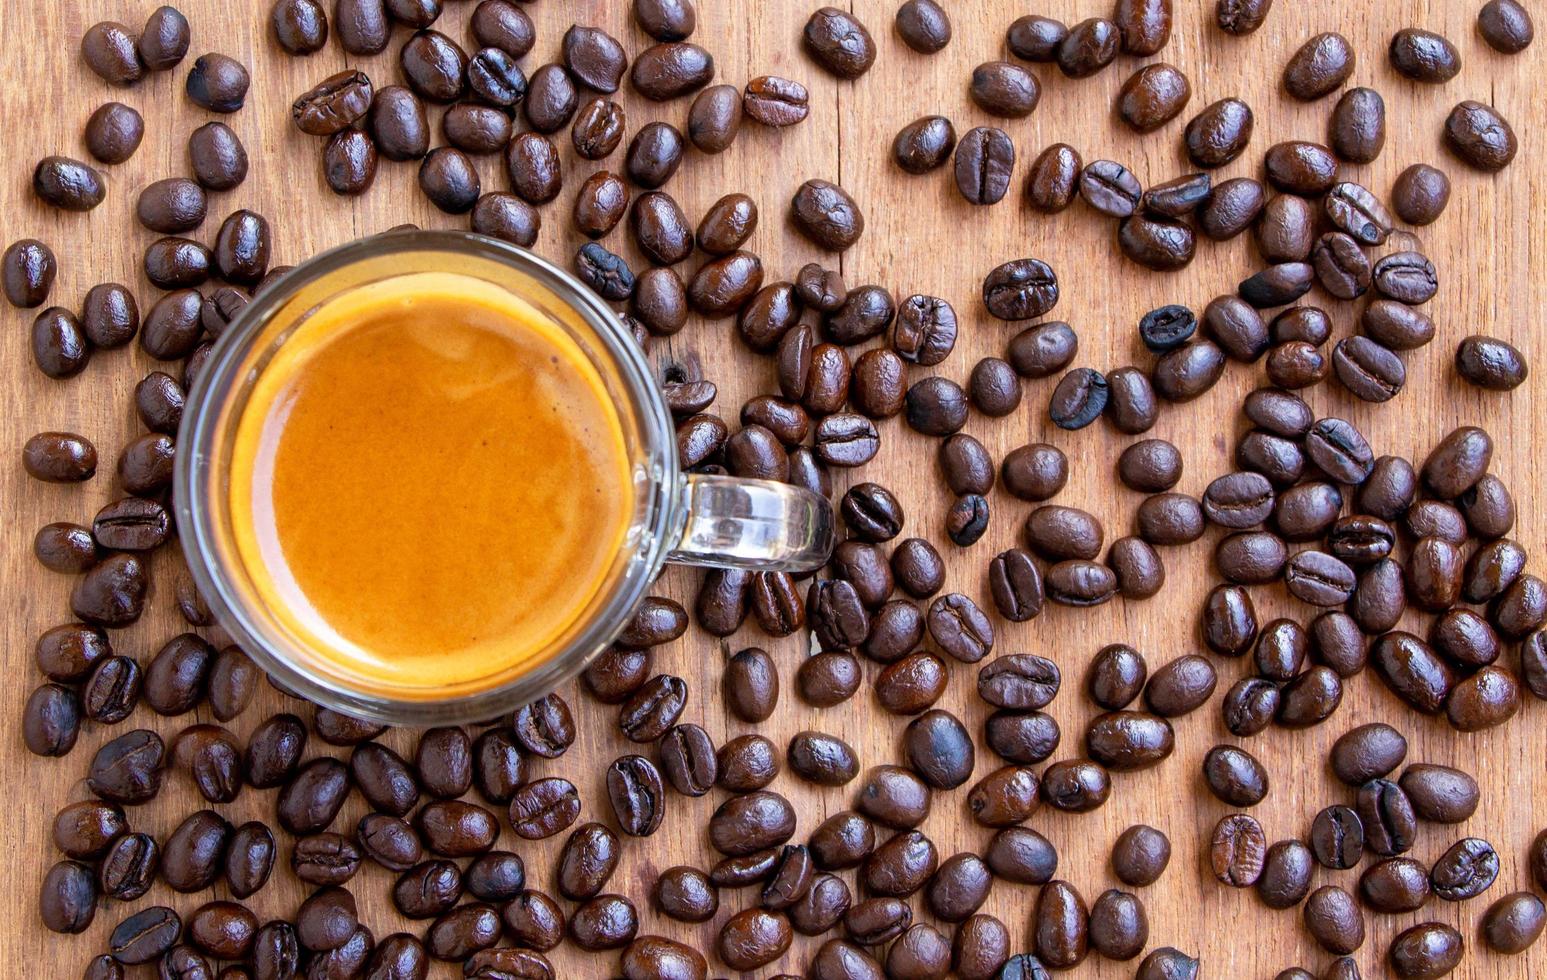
[174,230,680,725]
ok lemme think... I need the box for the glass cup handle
[667,474,835,572]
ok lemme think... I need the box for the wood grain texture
[3,0,1545,976]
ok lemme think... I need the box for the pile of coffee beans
[12,0,1547,977]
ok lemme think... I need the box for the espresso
[230,272,633,695]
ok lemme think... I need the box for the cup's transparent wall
[176,232,832,725]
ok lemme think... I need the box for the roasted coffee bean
[967,61,1040,118]
[1255,839,1314,910]
[554,823,618,902]
[1372,250,1439,304]
[1216,530,1289,583]
[954,126,1015,206]
[271,0,329,53]
[1119,214,1196,271]
[886,544,943,607]
[1465,538,1528,604]
[1216,0,1273,33]
[1079,160,1142,218]
[983,709,1061,764]
[1118,63,1191,133]
[1142,173,1211,220]
[802,5,875,79]
[1284,550,1357,606]
[1354,778,1416,857]
[1032,879,1089,968]
[1202,744,1268,806]
[1283,32,1354,100]
[1203,471,1274,529]
[1083,644,1146,711]
[1087,888,1148,961]
[986,549,1043,623]
[2,239,56,309]
[1459,473,1515,538]
[1040,760,1111,813]
[1153,339,1226,400]
[878,653,946,715]
[904,710,975,789]
[185,52,250,113]
[1005,324,1076,385]
[24,683,81,757]
[566,894,638,952]
[1276,665,1342,727]
[71,552,149,628]
[1265,341,1327,388]
[966,765,1040,828]
[1007,13,1067,59]
[787,731,858,787]
[81,20,144,85]
[1085,711,1174,771]
[31,155,106,212]
[108,906,182,964]
[506,778,579,841]
[1221,677,1279,736]
[1100,825,1170,890]
[346,743,417,817]
[1025,505,1103,561]
[981,827,1057,888]
[786,873,850,938]
[799,651,861,707]
[1057,17,1120,77]
[1138,305,1195,353]
[1185,97,1253,167]
[844,896,912,947]
[1390,28,1461,83]
[392,860,462,921]
[1118,440,1181,493]
[1200,176,1265,237]
[499,134,563,205]
[440,103,511,155]
[85,102,145,165]
[1446,665,1521,731]
[1357,856,1433,919]
[893,116,956,175]
[125,11,185,76]
[1482,891,1547,955]
[789,179,864,253]
[1136,492,1205,546]
[119,431,178,491]
[1430,836,1498,901]
[1302,885,1365,957]
[1431,607,1501,667]
[925,593,992,663]
[1454,332,1528,390]
[160,809,232,893]
[1047,369,1107,430]
[826,284,895,346]
[1312,233,1372,300]
[1020,143,1081,214]
[1001,444,1068,502]
[717,907,793,970]
[1210,813,1266,886]
[650,865,720,928]
[1144,654,1216,716]
[356,813,422,873]
[274,757,349,836]
[34,523,99,574]
[628,41,713,102]
[1328,86,1387,163]
[1203,585,1258,657]
[1204,295,1270,361]
[896,0,951,52]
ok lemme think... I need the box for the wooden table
[4,0,1545,975]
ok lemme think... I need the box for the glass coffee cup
[176,231,834,725]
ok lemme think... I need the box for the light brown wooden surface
[4,0,1546,976]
